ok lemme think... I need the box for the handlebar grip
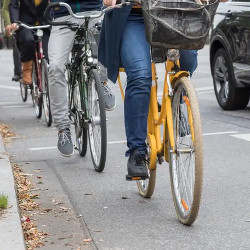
[43,2,69,26]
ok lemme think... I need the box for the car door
[225,0,250,84]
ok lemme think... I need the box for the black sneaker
[57,128,74,157]
[12,74,21,82]
[126,149,148,181]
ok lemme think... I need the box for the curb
[0,135,26,250]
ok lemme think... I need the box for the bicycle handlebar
[16,21,50,30]
[43,1,136,27]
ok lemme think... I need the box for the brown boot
[22,61,33,85]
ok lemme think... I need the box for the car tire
[212,48,249,110]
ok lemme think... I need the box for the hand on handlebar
[5,23,19,36]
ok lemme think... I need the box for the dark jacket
[51,0,102,18]
[98,6,132,83]
[9,0,49,25]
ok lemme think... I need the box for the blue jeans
[120,15,198,156]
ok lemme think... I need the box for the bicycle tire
[87,69,107,172]
[32,61,43,118]
[72,75,88,157]
[169,76,203,225]
[41,58,52,127]
[136,136,157,198]
[20,81,28,102]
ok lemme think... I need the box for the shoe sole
[105,102,116,111]
[59,150,74,157]
[126,174,148,181]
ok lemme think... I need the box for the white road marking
[195,86,213,91]
[2,105,29,108]
[0,85,19,90]
[29,146,57,151]
[107,140,126,144]
[157,86,214,98]
[0,101,28,105]
[197,90,214,95]
[231,134,250,142]
[28,131,239,151]
[203,131,238,136]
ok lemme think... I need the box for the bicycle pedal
[126,175,148,181]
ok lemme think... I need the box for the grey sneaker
[57,128,74,157]
[102,83,116,111]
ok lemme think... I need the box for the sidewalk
[0,134,25,250]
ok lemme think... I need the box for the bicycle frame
[67,18,98,124]
[17,23,50,92]
[34,30,45,92]
[118,49,190,169]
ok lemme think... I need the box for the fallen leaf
[59,206,70,212]
[42,208,52,213]
[83,238,92,243]
[33,169,42,173]
[30,194,39,199]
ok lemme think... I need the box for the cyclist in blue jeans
[99,0,198,179]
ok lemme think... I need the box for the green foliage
[0,194,8,209]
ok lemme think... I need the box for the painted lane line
[0,85,19,90]
[107,140,126,144]
[29,146,57,151]
[156,86,214,98]
[2,105,30,108]
[197,90,214,95]
[28,131,239,151]
[231,134,250,142]
[195,86,214,91]
[0,101,22,105]
[203,131,238,136]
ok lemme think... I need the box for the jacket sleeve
[2,0,11,27]
[9,0,20,23]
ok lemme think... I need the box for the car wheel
[212,48,249,110]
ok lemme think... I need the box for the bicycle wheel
[20,81,28,102]
[41,58,52,127]
[169,76,203,225]
[87,69,107,172]
[32,62,42,118]
[72,75,88,157]
[136,135,157,198]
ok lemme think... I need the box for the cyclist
[48,0,115,157]
[9,0,50,85]
[99,0,198,179]
[2,0,22,82]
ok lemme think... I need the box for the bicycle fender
[171,71,190,85]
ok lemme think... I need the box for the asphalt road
[0,46,250,249]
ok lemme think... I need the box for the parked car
[210,0,250,110]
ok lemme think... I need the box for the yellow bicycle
[118,48,203,225]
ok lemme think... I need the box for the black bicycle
[44,2,121,171]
